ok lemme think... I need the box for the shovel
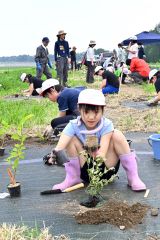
[40,182,84,195]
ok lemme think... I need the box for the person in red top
[126,58,150,84]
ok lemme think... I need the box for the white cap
[40,78,59,96]
[78,89,106,106]
[130,36,137,40]
[94,66,103,74]
[149,69,158,80]
[20,73,27,82]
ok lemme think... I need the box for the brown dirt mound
[75,200,148,229]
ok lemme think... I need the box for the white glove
[43,125,54,138]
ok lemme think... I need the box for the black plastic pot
[80,195,100,208]
[0,148,5,156]
[7,182,21,197]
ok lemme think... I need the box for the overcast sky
[0,0,160,57]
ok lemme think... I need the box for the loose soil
[75,199,148,229]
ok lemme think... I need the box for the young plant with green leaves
[6,114,33,185]
[86,155,117,197]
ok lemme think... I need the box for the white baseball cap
[40,78,59,96]
[94,66,103,74]
[20,73,27,82]
[130,36,137,40]
[78,89,106,106]
[149,69,158,80]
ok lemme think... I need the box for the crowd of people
[18,32,160,206]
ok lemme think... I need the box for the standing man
[35,37,52,79]
[126,36,138,66]
[54,30,70,86]
[86,40,96,83]
[70,46,77,71]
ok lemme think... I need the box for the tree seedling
[6,114,33,187]
[80,135,117,208]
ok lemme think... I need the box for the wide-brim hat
[89,40,96,45]
[78,89,106,106]
[57,30,67,37]
[149,69,158,81]
[20,73,27,82]
[94,66,103,75]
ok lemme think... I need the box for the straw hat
[57,30,67,37]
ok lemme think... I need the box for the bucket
[148,134,160,160]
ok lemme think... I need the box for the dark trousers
[71,61,77,70]
[56,57,68,85]
[51,115,77,130]
[86,62,95,83]
[36,64,52,79]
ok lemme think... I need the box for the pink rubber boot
[119,151,146,191]
[52,157,82,191]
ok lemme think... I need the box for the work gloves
[147,99,158,107]
[43,149,69,166]
[43,125,53,139]
[36,62,42,71]
[48,60,52,69]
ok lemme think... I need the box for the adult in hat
[35,37,52,79]
[54,30,70,86]
[94,66,119,94]
[39,78,81,138]
[85,40,96,83]
[147,69,160,106]
[125,36,138,66]
[70,46,77,71]
[20,73,43,97]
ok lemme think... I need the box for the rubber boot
[52,157,82,191]
[119,151,146,191]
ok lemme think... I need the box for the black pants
[86,61,95,83]
[51,114,77,130]
[81,160,120,183]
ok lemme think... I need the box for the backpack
[81,51,88,66]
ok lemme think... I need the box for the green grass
[0,66,87,134]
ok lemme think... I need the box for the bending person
[40,79,81,138]
[147,69,160,106]
[20,73,43,97]
[94,66,119,94]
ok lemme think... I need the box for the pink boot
[52,157,82,191]
[119,151,146,191]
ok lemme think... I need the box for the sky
[0,0,160,57]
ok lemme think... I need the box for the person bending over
[49,89,146,193]
[40,79,81,138]
[94,66,119,94]
[147,69,160,106]
[20,73,43,97]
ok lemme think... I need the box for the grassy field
[0,65,159,136]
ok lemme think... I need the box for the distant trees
[145,22,160,63]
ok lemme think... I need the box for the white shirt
[86,47,95,61]
[128,43,138,59]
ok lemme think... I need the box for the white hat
[149,69,158,80]
[94,66,103,74]
[20,73,27,82]
[130,36,137,40]
[78,89,106,106]
[89,40,96,45]
[40,78,59,96]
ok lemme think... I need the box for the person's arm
[54,42,58,62]
[58,111,66,117]
[100,79,107,89]
[23,83,34,96]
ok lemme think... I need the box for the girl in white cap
[51,89,146,193]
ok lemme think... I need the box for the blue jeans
[102,85,119,94]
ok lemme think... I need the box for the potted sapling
[6,114,33,197]
[0,120,10,156]
[80,135,117,208]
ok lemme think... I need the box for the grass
[0,223,69,239]
[0,66,87,136]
